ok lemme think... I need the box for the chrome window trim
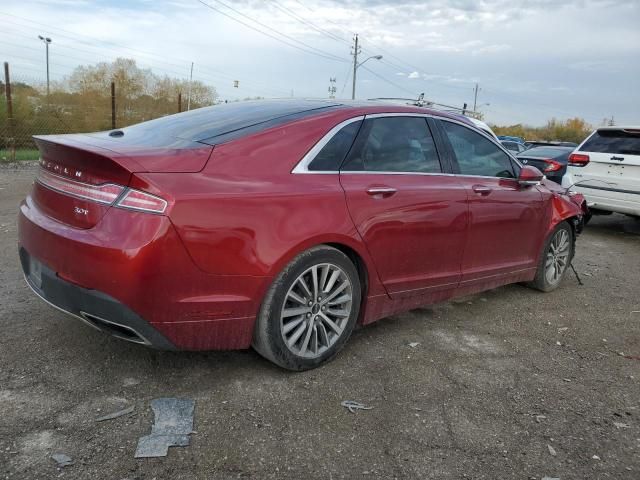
[339,171,456,177]
[291,112,522,175]
[291,116,364,174]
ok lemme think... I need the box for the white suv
[563,126,640,217]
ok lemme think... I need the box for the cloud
[1,0,638,125]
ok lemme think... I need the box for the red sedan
[18,100,587,370]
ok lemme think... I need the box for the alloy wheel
[545,229,571,285]
[280,263,353,359]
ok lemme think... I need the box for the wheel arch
[260,234,384,321]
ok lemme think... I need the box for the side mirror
[518,165,544,186]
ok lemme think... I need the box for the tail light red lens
[115,189,168,214]
[37,169,124,204]
[543,159,563,172]
[568,153,590,167]
[37,168,167,214]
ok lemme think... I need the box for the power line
[268,0,350,45]
[0,20,291,97]
[196,0,348,63]
[360,64,417,97]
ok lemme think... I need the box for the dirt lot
[1,163,639,480]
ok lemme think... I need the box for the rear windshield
[87,100,342,147]
[519,146,572,158]
[580,129,640,155]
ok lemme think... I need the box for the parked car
[517,146,574,184]
[467,117,499,141]
[502,140,528,155]
[498,135,525,144]
[563,126,640,217]
[18,99,587,370]
[523,140,578,149]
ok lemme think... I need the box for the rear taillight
[115,189,167,214]
[36,168,167,214]
[37,169,124,204]
[543,159,563,172]
[568,153,590,167]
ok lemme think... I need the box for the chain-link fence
[1,62,200,162]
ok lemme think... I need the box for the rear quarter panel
[142,112,387,297]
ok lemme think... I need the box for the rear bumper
[20,248,176,349]
[18,194,268,350]
[563,172,640,216]
[574,184,640,216]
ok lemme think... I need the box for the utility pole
[38,35,52,96]
[473,83,479,112]
[351,34,360,100]
[187,62,194,111]
[350,35,381,100]
[110,82,116,129]
[328,77,336,99]
[4,62,15,161]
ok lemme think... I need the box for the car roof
[596,125,640,131]
[99,98,475,147]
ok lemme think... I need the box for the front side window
[308,120,362,171]
[441,121,515,178]
[342,117,442,173]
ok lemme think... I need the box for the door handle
[472,185,493,196]
[366,186,397,197]
[611,156,624,161]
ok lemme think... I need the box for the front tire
[529,221,574,292]
[252,246,361,371]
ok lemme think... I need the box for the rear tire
[528,221,574,292]
[252,246,361,371]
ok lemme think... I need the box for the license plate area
[29,255,43,289]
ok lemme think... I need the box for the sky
[0,0,638,126]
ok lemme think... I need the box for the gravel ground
[1,164,639,479]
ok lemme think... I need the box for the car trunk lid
[32,134,212,229]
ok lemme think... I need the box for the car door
[339,114,468,299]
[436,118,546,284]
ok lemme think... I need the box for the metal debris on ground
[408,342,420,348]
[134,398,195,458]
[51,453,74,467]
[341,400,373,414]
[96,405,135,422]
[547,444,557,456]
[613,422,630,429]
[535,415,547,423]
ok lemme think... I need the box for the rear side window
[342,116,442,173]
[308,121,362,171]
[580,129,640,155]
[441,121,515,178]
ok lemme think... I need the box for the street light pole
[38,35,52,96]
[350,34,382,100]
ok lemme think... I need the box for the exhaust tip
[79,311,149,345]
